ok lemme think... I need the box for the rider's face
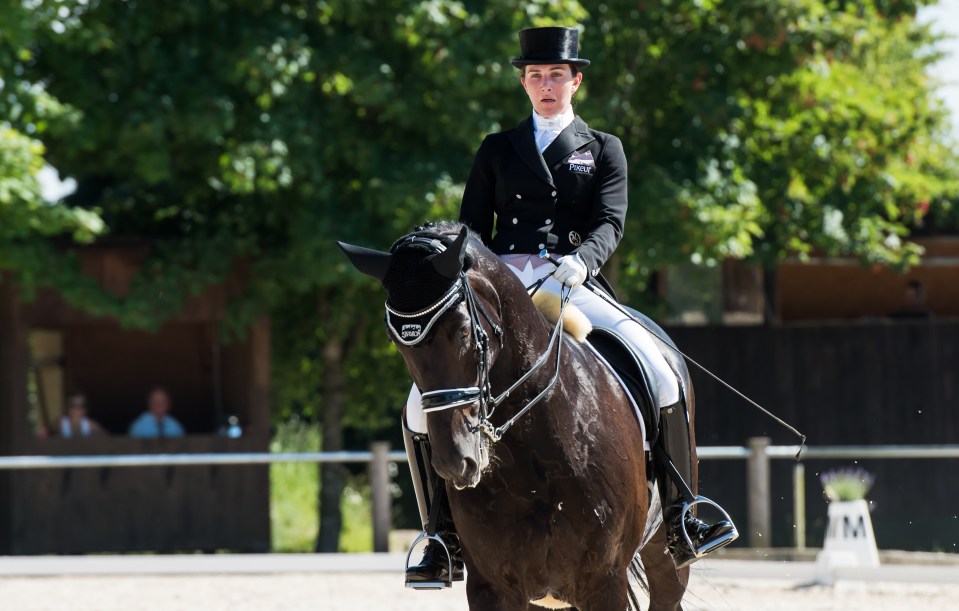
[521,64,582,117]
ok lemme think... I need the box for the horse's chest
[459,486,616,598]
[461,469,608,546]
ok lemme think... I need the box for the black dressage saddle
[586,305,691,445]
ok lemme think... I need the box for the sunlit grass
[269,418,374,552]
[340,479,373,553]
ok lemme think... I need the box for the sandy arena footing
[1,553,957,610]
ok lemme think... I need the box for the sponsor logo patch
[401,324,422,339]
[568,150,596,174]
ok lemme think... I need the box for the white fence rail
[2,439,957,551]
[0,450,407,470]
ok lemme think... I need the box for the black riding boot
[654,401,738,569]
[402,420,465,588]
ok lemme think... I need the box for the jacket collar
[508,116,554,187]
[542,115,595,168]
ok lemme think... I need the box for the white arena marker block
[815,499,880,584]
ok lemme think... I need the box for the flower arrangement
[819,467,875,502]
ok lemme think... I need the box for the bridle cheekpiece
[386,234,570,443]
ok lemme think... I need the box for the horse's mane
[400,220,476,250]
[408,220,465,236]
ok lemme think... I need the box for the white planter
[815,499,880,583]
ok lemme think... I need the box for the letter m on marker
[842,515,867,539]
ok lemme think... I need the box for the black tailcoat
[459,115,627,277]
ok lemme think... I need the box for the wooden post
[370,442,391,553]
[794,462,806,550]
[747,436,771,547]
[0,276,28,453]
[247,316,271,444]
[0,275,29,554]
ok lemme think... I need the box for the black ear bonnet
[381,227,474,314]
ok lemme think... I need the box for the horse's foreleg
[575,572,630,611]
[465,573,528,611]
[639,522,689,611]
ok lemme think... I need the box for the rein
[386,258,570,444]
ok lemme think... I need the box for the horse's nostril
[462,457,478,477]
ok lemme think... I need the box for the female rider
[404,26,736,588]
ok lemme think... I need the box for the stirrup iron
[679,496,739,559]
[404,532,454,590]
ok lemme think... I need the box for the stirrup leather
[677,496,739,560]
[404,532,454,590]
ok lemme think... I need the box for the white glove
[553,253,588,288]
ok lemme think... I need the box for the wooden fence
[668,320,959,551]
[0,437,269,555]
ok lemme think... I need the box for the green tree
[583,0,957,317]
[2,0,956,549]
[1,0,583,550]
[0,0,102,268]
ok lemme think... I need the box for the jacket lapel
[508,116,555,188]
[542,116,596,169]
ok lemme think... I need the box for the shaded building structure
[662,236,959,551]
[0,244,270,554]
[714,237,959,323]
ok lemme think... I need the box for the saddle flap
[585,327,660,442]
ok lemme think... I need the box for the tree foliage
[4,0,955,319]
[0,0,102,260]
[2,0,957,542]
[582,0,957,299]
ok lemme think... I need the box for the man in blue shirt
[129,387,185,438]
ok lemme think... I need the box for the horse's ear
[337,241,392,282]
[432,226,469,279]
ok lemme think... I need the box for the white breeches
[404,259,681,434]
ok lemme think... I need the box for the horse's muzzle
[437,454,482,490]
[432,436,488,490]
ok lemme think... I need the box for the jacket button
[551,190,557,197]
[509,244,515,251]
[515,194,522,199]
[545,219,552,224]
[538,243,545,250]
[512,218,518,224]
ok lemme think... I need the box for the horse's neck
[493,287,555,383]
[487,286,588,448]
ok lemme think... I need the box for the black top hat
[511,26,590,69]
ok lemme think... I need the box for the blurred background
[1,0,957,557]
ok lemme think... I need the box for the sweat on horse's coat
[339,221,692,610]
[532,287,654,449]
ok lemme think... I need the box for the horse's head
[338,222,504,489]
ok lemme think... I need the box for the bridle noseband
[386,237,570,443]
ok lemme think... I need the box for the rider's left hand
[553,254,588,289]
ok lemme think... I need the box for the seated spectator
[129,387,185,438]
[58,393,105,438]
[888,279,933,320]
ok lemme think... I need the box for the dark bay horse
[340,222,691,610]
